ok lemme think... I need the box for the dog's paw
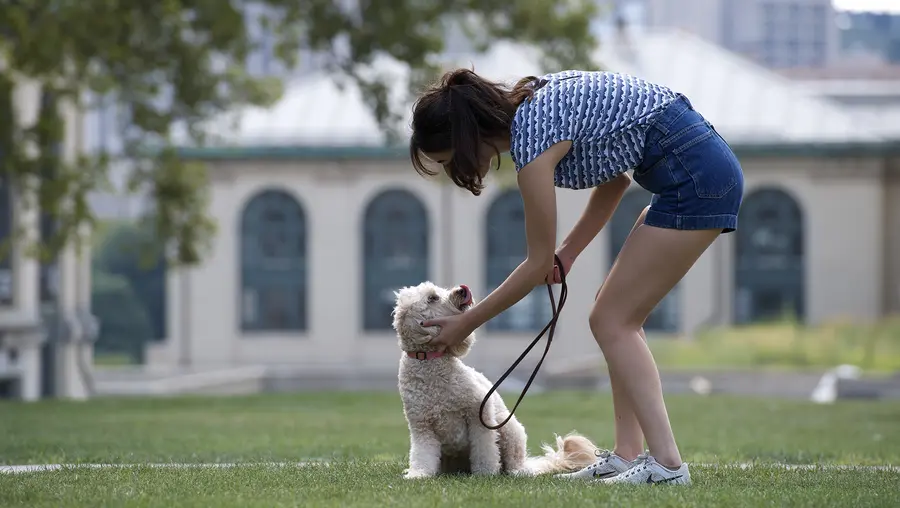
[403,469,432,479]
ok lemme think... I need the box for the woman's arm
[462,141,572,330]
[556,172,632,268]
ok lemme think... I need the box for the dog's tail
[521,432,599,476]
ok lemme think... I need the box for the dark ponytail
[410,68,541,196]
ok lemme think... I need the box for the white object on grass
[810,364,862,404]
[689,376,712,396]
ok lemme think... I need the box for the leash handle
[478,254,568,430]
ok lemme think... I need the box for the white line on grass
[1,461,898,475]
[0,461,327,474]
[700,463,900,472]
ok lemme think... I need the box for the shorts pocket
[672,124,739,199]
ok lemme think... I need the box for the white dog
[391,281,599,479]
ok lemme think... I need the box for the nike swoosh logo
[592,470,619,479]
[647,474,683,484]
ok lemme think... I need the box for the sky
[832,0,900,13]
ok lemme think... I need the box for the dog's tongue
[460,284,472,305]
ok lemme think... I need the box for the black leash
[479,254,568,430]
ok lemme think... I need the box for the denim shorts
[633,94,744,233]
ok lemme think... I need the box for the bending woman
[409,69,744,485]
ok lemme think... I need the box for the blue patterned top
[509,70,679,189]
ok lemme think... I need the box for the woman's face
[425,143,498,181]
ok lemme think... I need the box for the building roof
[178,29,894,159]
[187,42,545,148]
[842,105,900,139]
[775,65,900,140]
[777,64,900,81]
[594,29,885,144]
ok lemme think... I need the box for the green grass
[651,317,900,372]
[2,391,899,507]
[92,352,138,366]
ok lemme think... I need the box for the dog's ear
[391,289,406,332]
[446,333,475,358]
[392,287,409,307]
[391,302,407,333]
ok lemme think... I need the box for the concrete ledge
[546,370,828,399]
[836,376,900,400]
[94,365,269,396]
[90,361,900,401]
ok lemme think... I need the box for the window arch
[608,188,681,332]
[363,189,429,331]
[239,189,308,332]
[485,190,554,331]
[735,187,805,323]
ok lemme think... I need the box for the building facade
[837,9,900,64]
[640,0,839,68]
[149,144,900,380]
[0,77,95,401]
[146,31,900,382]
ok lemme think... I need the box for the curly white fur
[392,281,599,479]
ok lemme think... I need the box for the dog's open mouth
[455,284,473,311]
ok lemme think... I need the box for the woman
[409,68,744,485]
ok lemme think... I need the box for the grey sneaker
[600,452,691,485]
[554,449,634,480]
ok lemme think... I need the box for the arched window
[608,188,681,332]
[485,190,554,331]
[363,189,429,331]
[735,187,805,323]
[239,189,308,332]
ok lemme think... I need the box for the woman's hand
[546,250,576,284]
[421,313,476,352]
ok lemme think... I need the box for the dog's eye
[427,295,440,303]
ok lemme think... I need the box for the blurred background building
[145,28,899,389]
[0,80,95,401]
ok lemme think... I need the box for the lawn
[1,391,899,507]
[650,318,900,372]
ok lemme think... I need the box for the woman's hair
[409,68,538,195]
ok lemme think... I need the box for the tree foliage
[0,0,599,266]
[93,220,167,341]
[91,269,154,361]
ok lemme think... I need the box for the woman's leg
[604,206,651,462]
[609,329,645,461]
[590,222,720,468]
[557,206,654,481]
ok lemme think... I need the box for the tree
[0,0,599,267]
[91,269,154,362]
[93,220,167,342]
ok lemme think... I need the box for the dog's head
[391,281,476,358]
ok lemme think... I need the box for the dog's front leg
[498,415,528,474]
[467,420,502,476]
[405,426,442,479]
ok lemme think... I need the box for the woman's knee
[588,307,638,347]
